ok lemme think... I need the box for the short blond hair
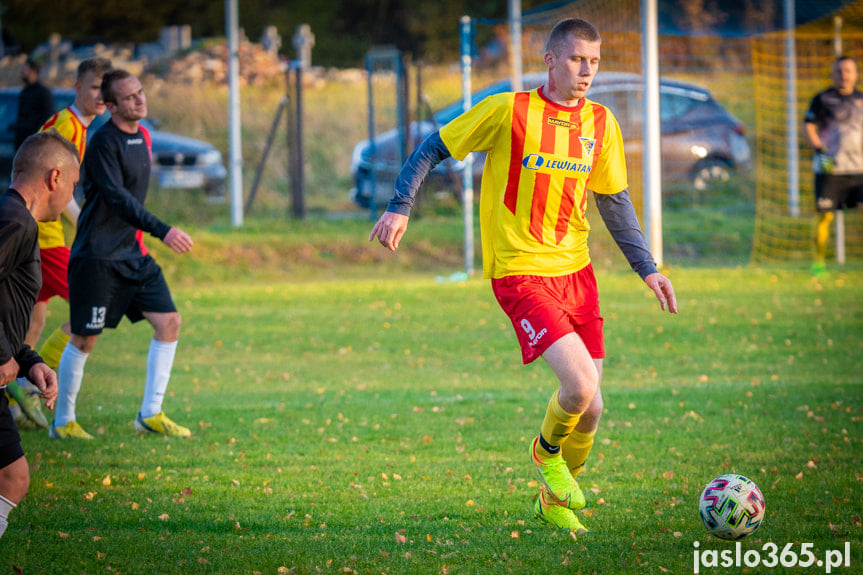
[545,18,601,55]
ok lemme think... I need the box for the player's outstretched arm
[367,131,451,252]
[163,227,194,254]
[369,212,410,251]
[643,272,678,314]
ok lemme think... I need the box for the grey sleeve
[386,131,452,216]
[594,190,659,280]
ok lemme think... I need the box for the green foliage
[3,264,861,573]
[2,0,550,66]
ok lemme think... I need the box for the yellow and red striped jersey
[440,87,628,279]
[37,106,88,249]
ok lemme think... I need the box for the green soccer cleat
[6,380,49,429]
[49,420,94,439]
[811,261,827,278]
[135,412,191,437]
[9,401,38,430]
[534,486,590,534]
[530,436,586,510]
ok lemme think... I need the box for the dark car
[0,87,227,199]
[350,71,751,208]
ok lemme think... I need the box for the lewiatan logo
[521,153,592,175]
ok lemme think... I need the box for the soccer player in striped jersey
[6,58,112,430]
[370,18,678,533]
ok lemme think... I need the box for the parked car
[350,71,751,208]
[0,87,227,200]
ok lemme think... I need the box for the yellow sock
[38,327,69,371]
[535,389,581,461]
[813,211,834,264]
[561,428,596,480]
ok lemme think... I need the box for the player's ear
[46,167,62,192]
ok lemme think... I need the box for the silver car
[0,87,227,200]
[350,71,751,208]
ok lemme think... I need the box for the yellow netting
[468,0,863,264]
[752,3,863,263]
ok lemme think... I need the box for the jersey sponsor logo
[127,138,144,145]
[547,116,580,130]
[520,318,548,347]
[86,306,107,330]
[522,153,592,175]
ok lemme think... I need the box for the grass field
[3,254,861,573]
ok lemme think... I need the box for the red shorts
[37,246,70,303]
[491,264,604,364]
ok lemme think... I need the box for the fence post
[460,15,475,277]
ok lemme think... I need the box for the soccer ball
[698,474,765,540]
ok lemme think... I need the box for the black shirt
[0,189,43,376]
[73,121,170,261]
[15,81,55,150]
[804,87,863,174]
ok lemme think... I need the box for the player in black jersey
[0,130,79,538]
[52,70,195,439]
[804,56,863,276]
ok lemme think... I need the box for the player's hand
[27,363,58,410]
[369,211,410,252]
[163,227,194,254]
[644,272,678,314]
[0,357,19,388]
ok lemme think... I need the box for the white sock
[140,339,177,418]
[55,343,89,428]
[0,494,15,539]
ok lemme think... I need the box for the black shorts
[0,390,24,469]
[814,173,863,212]
[69,256,177,336]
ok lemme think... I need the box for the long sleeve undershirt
[385,130,657,279]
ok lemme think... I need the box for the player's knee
[0,459,30,503]
[71,334,98,354]
[154,312,182,341]
[584,393,603,422]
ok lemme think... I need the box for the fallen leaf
[395,532,407,544]
[158,514,170,520]
[58,532,70,538]
[510,530,519,539]
[102,475,111,486]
